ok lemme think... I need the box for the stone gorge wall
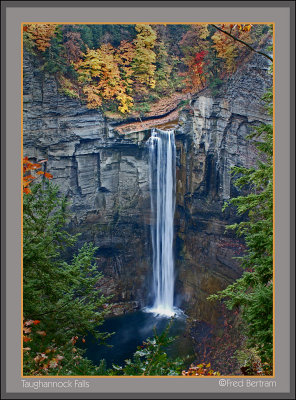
[23,50,272,321]
[173,53,272,321]
[23,51,152,313]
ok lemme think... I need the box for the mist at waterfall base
[81,129,194,369]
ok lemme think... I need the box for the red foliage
[194,50,208,75]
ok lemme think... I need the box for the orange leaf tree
[23,24,58,52]
[211,24,256,74]
[211,24,272,62]
[23,157,52,194]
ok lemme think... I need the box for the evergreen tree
[208,89,273,372]
[23,181,112,374]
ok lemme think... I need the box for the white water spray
[146,128,178,317]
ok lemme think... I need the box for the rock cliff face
[173,53,272,321]
[23,51,153,313]
[23,50,272,322]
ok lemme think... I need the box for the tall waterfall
[147,128,177,317]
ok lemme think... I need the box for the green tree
[153,40,174,95]
[208,89,273,371]
[23,181,112,374]
[41,26,70,76]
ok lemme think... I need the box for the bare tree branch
[211,24,273,62]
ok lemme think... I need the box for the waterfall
[146,128,177,317]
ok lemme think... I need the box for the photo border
[1,1,295,398]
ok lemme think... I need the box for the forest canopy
[23,23,272,115]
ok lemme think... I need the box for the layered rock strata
[23,50,272,321]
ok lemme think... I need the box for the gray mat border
[1,1,295,399]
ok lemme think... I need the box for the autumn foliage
[74,24,157,113]
[74,43,134,113]
[22,23,271,114]
[23,157,52,194]
[23,24,57,52]
[178,24,211,93]
[64,31,83,62]
[181,49,208,93]
[23,319,90,375]
[211,24,253,73]
[131,24,157,91]
[22,178,112,375]
[182,362,220,376]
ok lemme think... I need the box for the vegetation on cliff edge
[23,23,271,115]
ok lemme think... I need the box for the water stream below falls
[82,311,195,369]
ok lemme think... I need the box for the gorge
[22,26,272,372]
[23,47,271,320]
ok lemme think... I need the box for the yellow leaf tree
[74,42,134,113]
[131,24,157,93]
